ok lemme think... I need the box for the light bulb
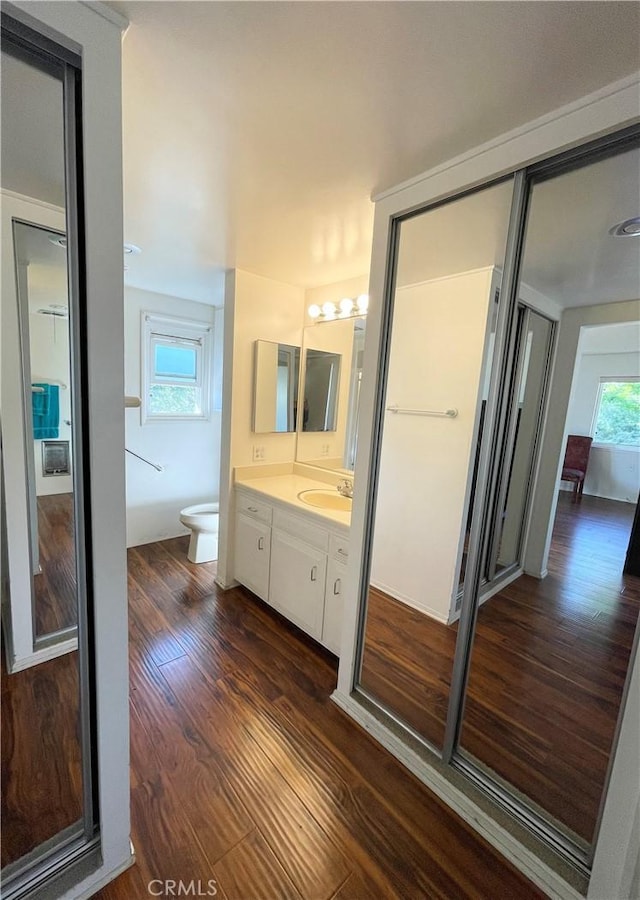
[357,294,369,313]
[339,297,354,315]
[322,301,337,317]
[308,304,321,318]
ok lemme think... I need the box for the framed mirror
[252,340,301,433]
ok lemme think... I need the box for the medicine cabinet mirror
[252,340,301,433]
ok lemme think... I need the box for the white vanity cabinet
[233,493,272,601]
[234,485,349,655]
[270,529,327,640]
[323,535,349,654]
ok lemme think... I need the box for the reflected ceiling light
[308,294,369,322]
[609,216,640,237]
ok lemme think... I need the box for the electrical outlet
[320,443,330,457]
[253,445,265,462]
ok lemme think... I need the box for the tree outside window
[592,380,640,447]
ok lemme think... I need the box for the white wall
[563,349,639,502]
[370,267,494,622]
[124,285,221,547]
[216,268,305,588]
[229,269,305,467]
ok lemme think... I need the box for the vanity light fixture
[308,294,369,322]
[609,216,640,236]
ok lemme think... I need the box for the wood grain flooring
[95,536,543,899]
[35,492,78,635]
[1,647,83,867]
[360,493,640,844]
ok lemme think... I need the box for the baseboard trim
[74,850,135,900]
[215,576,239,591]
[331,689,584,900]
[7,636,78,673]
[369,580,450,624]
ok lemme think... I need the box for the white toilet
[179,502,219,563]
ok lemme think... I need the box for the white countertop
[234,473,351,528]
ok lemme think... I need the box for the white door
[234,513,271,601]
[269,529,326,640]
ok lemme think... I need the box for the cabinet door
[269,529,327,640]
[322,558,346,655]
[234,513,271,601]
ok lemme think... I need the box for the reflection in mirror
[253,340,300,433]
[296,316,365,473]
[357,179,515,750]
[1,47,85,872]
[14,221,77,641]
[303,349,340,431]
[459,143,640,847]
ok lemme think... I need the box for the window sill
[591,443,640,453]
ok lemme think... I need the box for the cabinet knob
[310,565,318,582]
[333,578,341,595]
[248,506,259,513]
[258,537,265,550]
[337,548,348,558]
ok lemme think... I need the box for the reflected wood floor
[360,493,640,844]
[96,536,543,899]
[1,648,83,867]
[35,492,77,635]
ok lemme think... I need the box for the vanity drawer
[329,533,350,563]
[236,491,272,524]
[273,507,329,551]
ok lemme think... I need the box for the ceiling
[2,2,639,305]
[111,0,640,302]
[396,146,640,308]
[0,53,65,207]
[13,221,69,312]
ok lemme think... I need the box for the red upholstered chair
[561,435,593,502]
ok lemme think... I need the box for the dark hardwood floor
[95,536,543,899]
[360,492,640,845]
[1,647,82,867]
[35,492,77,635]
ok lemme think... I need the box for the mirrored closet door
[1,14,97,898]
[353,128,640,867]
[457,139,640,855]
[357,178,515,750]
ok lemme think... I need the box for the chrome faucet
[337,478,354,499]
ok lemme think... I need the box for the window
[591,377,640,448]
[142,313,212,421]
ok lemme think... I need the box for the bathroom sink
[297,489,352,512]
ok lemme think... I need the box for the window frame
[590,375,640,451]
[141,311,212,423]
